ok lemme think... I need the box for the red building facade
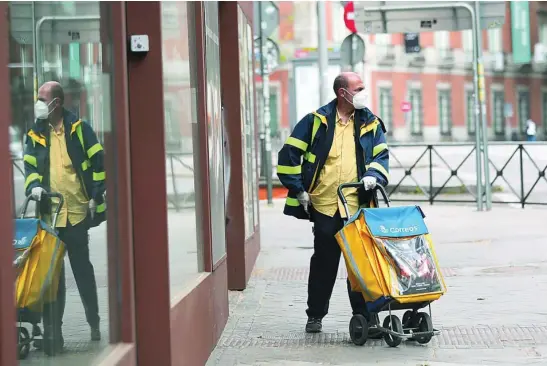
[266,1,547,144]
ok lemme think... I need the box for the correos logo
[379,225,419,234]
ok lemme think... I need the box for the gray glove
[31,187,45,201]
[296,191,311,214]
[361,176,377,191]
[89,199,97,220]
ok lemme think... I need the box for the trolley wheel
[383,315,403,348]
[17,327,31,360]
[349,314,369,346]
[402,310,416,328]
[415,312,434,344]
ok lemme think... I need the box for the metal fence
[388,142,547,207]
[12,142,547,211]
[165,152,195,211]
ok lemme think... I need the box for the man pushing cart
[277,71,389,335]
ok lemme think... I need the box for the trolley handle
[337,183,390,218]
[21,192,65,227]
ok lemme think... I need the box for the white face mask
[34,100,51,120]
[343,89,367,110]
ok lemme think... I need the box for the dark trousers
[43,219,100,333]
[306,208,369,320]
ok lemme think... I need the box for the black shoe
[305,317,323,333]
[91,325,101,341]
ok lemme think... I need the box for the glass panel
[9,1,117,362]
[493,91,505,135]
[487,28,502,53]
[378,87,393,134]
[248,21,259,226]
[518,90,530,134]
[462,30,473,52]
[540,14,547,45]
[160,2,203,299]
[239,7,259,240]
[204,1,227,264]
[438,90,451,136]
[434,31,450,58]
[409,89,422,136]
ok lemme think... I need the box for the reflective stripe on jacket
[23,109,107,227]
[277,99,389,220]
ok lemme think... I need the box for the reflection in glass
[160,1,203,299]
[9,1,113,363]
[204,1,227,265]
[238,8,259,239]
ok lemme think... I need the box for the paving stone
[208,202,547,366]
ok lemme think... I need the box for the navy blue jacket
[23,109,106,228]
[277,99,389,220]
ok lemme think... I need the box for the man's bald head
[36,81,64,124]
[38,81,64,105]
[333,72,365,110]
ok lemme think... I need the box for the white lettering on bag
[13,237,28,247]
[378,225,420,234]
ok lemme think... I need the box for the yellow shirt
[309,110,359,218]
[49,123,89,228]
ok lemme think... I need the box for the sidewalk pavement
[208,200,547,366]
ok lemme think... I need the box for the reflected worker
[277,72,389,334]
[23,81,107,355]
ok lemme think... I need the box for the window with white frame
[465,90,476,135]
[434,31,450,58]
[437,89,451,136]
[487,28,502,53]
[375,33,391,45]
[378,87,393,134]
[462,30,473,52]
[517,90,530,134]
[492,90,505,135]
[539,13,547,45]
[409,88,423,136]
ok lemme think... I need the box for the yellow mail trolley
[336,184,446,347]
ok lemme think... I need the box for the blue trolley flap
[364,206,428,238]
